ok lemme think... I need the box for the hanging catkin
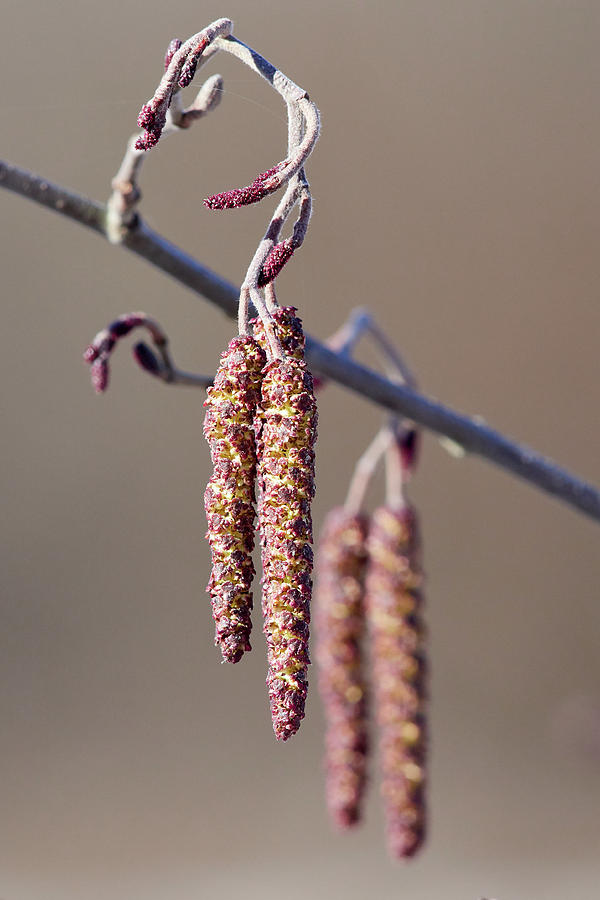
[203,336,266,663]
[252,306,305,362]
[365,505,427,859]
[315,507,369,827]
[254,308,317,739]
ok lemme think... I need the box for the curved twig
[110,20,319,347]
[83,311,212,392]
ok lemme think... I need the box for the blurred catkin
[365,505,427,859]
[315,508,369,828]
[203,336,266,663]
[254,308,317,740]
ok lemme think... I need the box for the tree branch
[2,158,599,524]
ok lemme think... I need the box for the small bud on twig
[398,428,420,477]
[257,238,296,286]
[132,342,161,376]
[84,313,164,391]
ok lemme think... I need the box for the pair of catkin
[204,308,317,741]
[315,503,426,858]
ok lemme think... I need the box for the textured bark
[315,508,369,828]
[365,505,427,859]
[203,336,266,662]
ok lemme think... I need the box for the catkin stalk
[315,508,369,828]
[203,336,266,663]
[365,505,427,859]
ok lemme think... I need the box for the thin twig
[135,352,213,389]
[1,158,599,524]
[345,427,393,515]
[364,313,418,389]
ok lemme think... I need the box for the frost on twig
[83,312,211,392]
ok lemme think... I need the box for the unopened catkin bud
[204,164,284,210]
[254,319,317,738]
[315,508,369,828]
[257,239,296,287]
[203,336,266,663]
[365,505,427,859]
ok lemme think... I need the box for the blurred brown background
[2,2,599,898]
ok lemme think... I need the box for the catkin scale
[365,505,427,859]
[252,306,306,362]
[254,307,317,740]
[315,508,369,828]
[203,336,266,663]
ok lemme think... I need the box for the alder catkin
[315,508,369,828]
[252,306,305,362]
[203,336,266,663]
[365,505,427,859]
[254,308,317,740]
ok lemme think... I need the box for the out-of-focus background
[2,2,599,898]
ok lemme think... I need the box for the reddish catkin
[253,310,317,738]
[258,359,317,739]
[203,336,266,663]
[204,164,285,210]
[252,306,305,362]
[315,508,369,828]
[365,505,427,859]
[257,238,296,287]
